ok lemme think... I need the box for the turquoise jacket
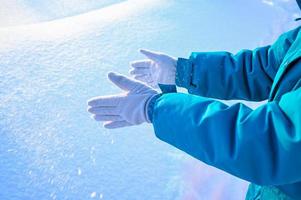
[148,24,301,199]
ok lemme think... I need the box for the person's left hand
[87,72,158,129]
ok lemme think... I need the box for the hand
[87,72,158,129]
[129,49,177,88]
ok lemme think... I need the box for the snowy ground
[0,0,300,199]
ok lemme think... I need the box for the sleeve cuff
[158,84,177,93]
[175,57,193,88]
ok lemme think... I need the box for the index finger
[87,95,123,107]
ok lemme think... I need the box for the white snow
[0,0,124,27]
[90,192,97,198]
[77,168,82,176]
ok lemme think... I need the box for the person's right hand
[129,49,177,88]
[87,72,158,129]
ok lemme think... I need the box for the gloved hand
[87,72,158,129]
[129,49,177,88]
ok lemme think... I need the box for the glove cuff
[145,94,162,123]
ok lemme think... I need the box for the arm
[176,27,301,101]
[148,88,301,185]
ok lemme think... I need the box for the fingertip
[87,98,94,106]
[108,71,123,83]
[107,71,116,79]
[87,106,95,113]
[87,97,97,107]
[139,49,148,54]
[129,68,135,75]
[92,114,101,121]
[129,60,140,68]
[87,106,92,112]
[139,49,161,62]
[103,122,113,129]
[87,99,92,106]
[129,61,138,67]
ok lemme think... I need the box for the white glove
[129,49,177,88]
[87,72,158,129]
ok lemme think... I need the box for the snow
[0,0,300,199]
[90,192,97,198]
[0,0,124,27]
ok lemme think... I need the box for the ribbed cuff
[146,94,162,123]
[176,57,193,88]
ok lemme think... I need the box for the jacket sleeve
[148,88,301,185]
[176,27,301,101]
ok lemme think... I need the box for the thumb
[108,72,139,92]
[140,49,162,63]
